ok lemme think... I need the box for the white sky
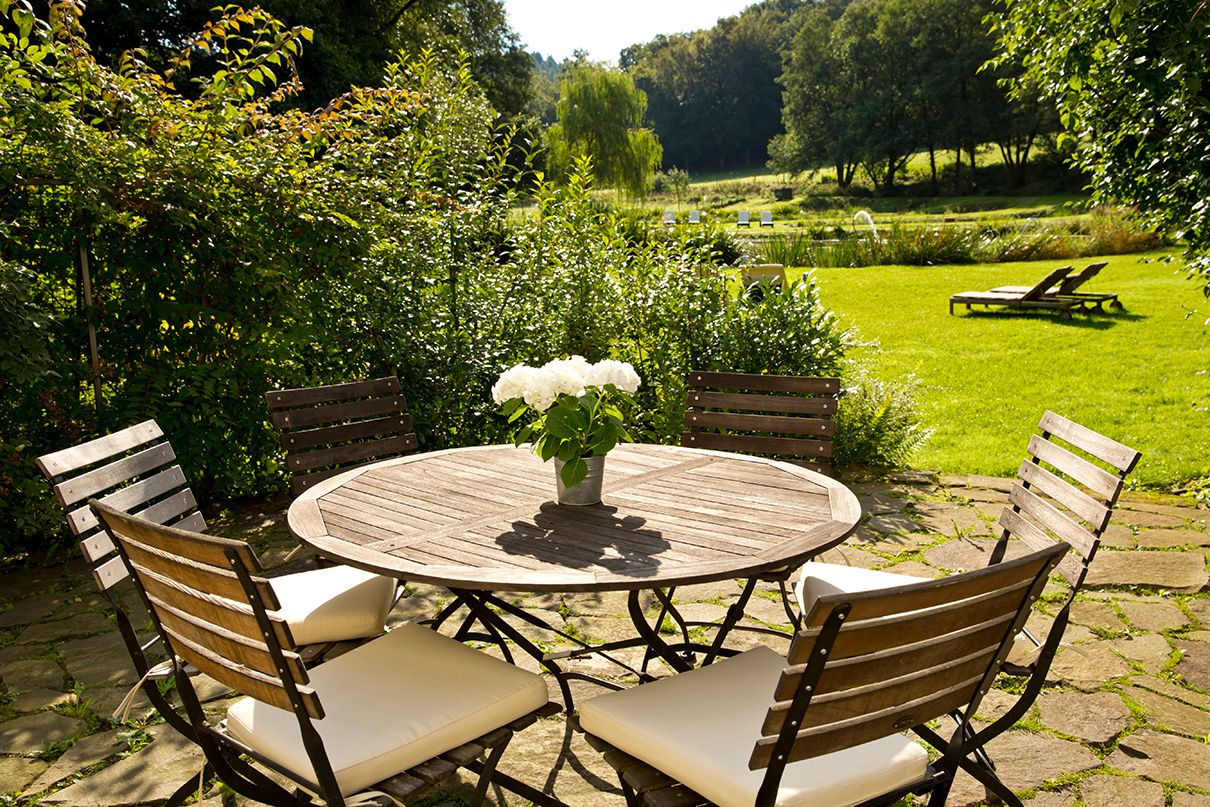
[502,0,755,63]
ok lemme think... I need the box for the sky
[502,0,755,63]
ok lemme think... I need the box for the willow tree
[546,61,662,200]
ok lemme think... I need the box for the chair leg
[469,733,512,807]
[163,765,213,807]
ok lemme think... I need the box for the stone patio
[1,472,1207,806]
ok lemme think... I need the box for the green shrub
[833,370,931,468]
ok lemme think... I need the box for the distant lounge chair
[688,210,702,224]
[737,210,750,227]
[950,264,1083,318]
[759,211,773,227]
[993,261,1120,311]
[662,209,676,226]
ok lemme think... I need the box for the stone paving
[0,472,1207,806]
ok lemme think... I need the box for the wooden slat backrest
[749,544,1066,770]
[682,371,840,476]
[1021,265,1076,301]
[265,376,420,495]
[35,421,207,591]
[91,501,322,719]
[996,410,1140,586]
[1056,262,1107,295]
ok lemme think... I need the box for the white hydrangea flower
[491,364,538,404]
[588,360,641,393]
[539,357,588,401]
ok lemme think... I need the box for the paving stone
[1118,599,1189,631]
[41,724,205,805]
[742,596,795,625]
[15,611,111,644]
[1137,529,1210,549]
[1078,774,1164,807]
[670,582,737,603]
[569,616,644,647]
[851,527,938,554]
[857,491,910,515]
[494,712,623,806]
[1106,730,1210,790]
[1190,630,1210,641]
[864,512,922,534]
[59,632,138,688]
[923,536,1027,572]
[1046,640,1132,689]
[1100,523,1136,549]
[812,545,884,570]
[913,501,991,537]
[671,602,729,624]
[1125,685,1210,738]
[0,755,50,796]
[1172,793,1210,807]
[945,730,1100,805]
[0,643,50,665]
[0,711,86,754]
[1130,675,1210,710]
[878,560,942,578]
[1110,634,1174,672]
[0,593,69,628]
[1174,639,1210,690]
[1022,790,1078,807]
[1187,596,1210,625]
[1069,600,1127,632]
[10,687,73,712]
[1117,509,1192,529]
[1036,690,1131,744]
[887,469,937,485]
[974,688,1023,723]
[81,685,150,720]
[1084,551,1208,593]
[941,473,1015,494]
[0,658,66,690]
[28,729,126,793]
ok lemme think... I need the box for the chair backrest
[760,211,773,225]
[738,210,750,225]
[682,371,839,475]
[663,209,675,225]
[996,410,1141,591]
[35,420,206,592]
[1056,262,1107,295]
[90,500,345,799]
[1022,265,1075,301]
[265,376,419,495]
[749,543,1066,783]
[688,210,701,224]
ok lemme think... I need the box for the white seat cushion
[793,562,927,616]
[269,565,396,645]
[578,646,929,807]
[225,622,548,796]
[796,562,1040,668]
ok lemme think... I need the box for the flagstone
[1118,599,1188,632]
[59,632,138,688]
[1137,529,1210,549]
[0,659,65,691]
[1171,793,1210,807]
[1036,690,1131,744]
[913,501,991,537]
[1100,523,1136,549]
[1111,634,1175,672]
[864,511,922,534]
[0,755,49,796]
[924,536,1027,572]
[10,688,73,713]
[1046,640,1132,689]
[40,725,204,806]
[945,731,1100,805]
[0,711,85,754]
[1106,730,1210,790]
[0,593,68,628]
[1117,509,1192,528]
[1084,551,1208,593]
[1078,775,1164,807]
[1069,600,1126,632]
[1125,685,1210,738]
[940,473,1015,493]
[15,611,111,644]
[28,729,125,793]
[1174,639,1210,690]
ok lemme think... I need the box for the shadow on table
[495,502,671,579]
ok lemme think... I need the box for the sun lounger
[993,262,1120,310]
[950,264,1083,318]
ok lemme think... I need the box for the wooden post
[78,238,102,410]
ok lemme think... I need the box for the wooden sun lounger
[950,264,1082,318]
[992,262,1120,311]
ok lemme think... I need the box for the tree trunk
[954,148,963,194]
[928,145,938,194]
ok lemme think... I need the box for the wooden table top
[287,443,860,593]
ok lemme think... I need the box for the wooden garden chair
[737,210,751,227]
[759,211,774,227]
[688,210,702,224]
[646,372,841,665]
[949,264,1082,318]
[35,422,398,684]
[663,209,677,226]
[579,543,1069,807]
[265,376,419,495]
[89,501,556,807]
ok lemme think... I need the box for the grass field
[795,250,1209,490]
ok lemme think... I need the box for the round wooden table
[287,442,860,593]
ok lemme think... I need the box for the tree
[993,0,1210,293]
[546,61,662,199]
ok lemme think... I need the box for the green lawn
[796,250,1209,489]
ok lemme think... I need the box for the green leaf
[545,404,580,439]
[560,457,588,488]
[537,435,560,461]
